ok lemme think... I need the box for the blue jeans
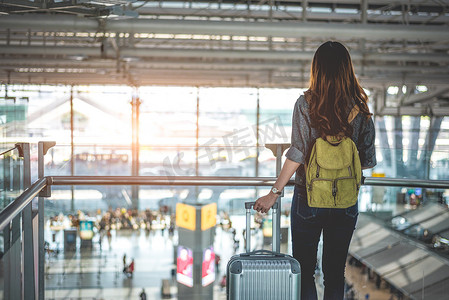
[291,185,358,300]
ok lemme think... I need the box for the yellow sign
[176,203,196,231]
[372,172,386,177]
[201,203,217,231]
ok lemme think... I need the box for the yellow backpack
[305,105,362,208]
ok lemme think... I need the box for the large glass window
[1,84,448,215]
[198,87,257,176]
[139,87,197,177]
[259,88,303,177]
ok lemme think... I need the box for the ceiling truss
[0,0,448,114]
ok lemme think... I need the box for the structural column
[361,0,368,24]
[408,116,421,173]
[255,88,260,178]
[176,202,217,300]
[195,87,200,177]
[394,116,404,177]
[195,87,200,199]
[302,0,307,22]
[70,86,75,212]
[421,116,443,179]
[376,116,392,167]
[131,93,141,209]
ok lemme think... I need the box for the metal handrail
[0,146,17,156]
[0,177,47,231]
[364,177,449,189]
[1,175,448,231]
[49,175,449,189]
[50,176,280,186]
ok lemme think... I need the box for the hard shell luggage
[226,201,301,300]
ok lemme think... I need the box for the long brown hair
[306,41,372,137]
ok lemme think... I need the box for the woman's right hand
[254,192,278,214]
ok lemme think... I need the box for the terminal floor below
[45,226,245,300]
[45,224,395,300]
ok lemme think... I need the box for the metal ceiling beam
[1,0,39,9]
[277,74,449,86]
[3,72,448,92]
[2,34,446,52]
[1,46,448,64]
[1,57,448,74]
[378,106,449,117]
[5,69,449,87]
[0,72,266,86]
[402,87,449,105]
[0,15,448,41]
[136,0,449,11]
[2,68,449,87]
[135,7,449,24]
[157,0,449,6]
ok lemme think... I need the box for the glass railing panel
[43,184,293,248]
[371,147,448,180]
[29,176,447,299]
[0,147,24,210]
[373,115,449,180]
[43,183,295,298]
[0,146,24,300]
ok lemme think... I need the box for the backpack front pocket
[335,177,358,208]
[308,178,334,207]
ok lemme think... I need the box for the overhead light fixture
[68,54,88,61]
[121,56,140,62]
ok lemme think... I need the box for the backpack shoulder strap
[347,104,360,124]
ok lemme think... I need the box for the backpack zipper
[335,176,356,181]
[333,176,358,205]
[309,178,333,192]
[332,180,337,206]
[309,177,356,206]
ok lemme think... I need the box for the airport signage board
[202,246,215,287]
[201,203,217,231]
[177,246,194,287]
[176,203,196,231]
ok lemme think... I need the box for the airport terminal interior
[0,0,449,299]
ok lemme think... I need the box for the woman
[254,41,376,300]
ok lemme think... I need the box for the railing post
[37,141,55,300]
[38,142,55,198]
[38,142,45,300]
[6,144,24,300]
[265,143,290,253]
[3,224,11,300]
[2,148,12,300]
[10,215,22,300]
[131,95,140,209]
[16,142,36,300]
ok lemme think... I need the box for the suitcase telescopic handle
[244,201,279,253]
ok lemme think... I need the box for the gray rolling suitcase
[226,201,301,300]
